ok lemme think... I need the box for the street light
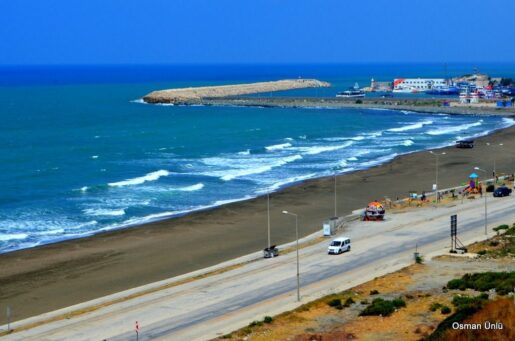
[474,167,488,235]
[486,142,503,179]
[282,210,300,302]
[429,151,446,202]
[267,192,271,249]
[334,172,337,218]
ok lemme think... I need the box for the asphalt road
[4,195,515,341]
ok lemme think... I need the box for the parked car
[455,139,474,148]
[493,186,512,197]
[328,237,351,254]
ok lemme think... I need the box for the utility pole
[429,151,446,202]
[334,172,337,217]
[267,192,271,249]
[474,167,488,235]
[282,210,300,302]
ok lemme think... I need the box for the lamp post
[486,142,503,180]
[267,192,271,249]
[334,172,337,218]
[474,167,488,235]
[282,210,300,302]
[429,151,446,202]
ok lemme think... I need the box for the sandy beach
[1,123,514,322]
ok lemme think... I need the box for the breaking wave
[108,170,170,187]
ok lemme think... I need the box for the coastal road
[3,194,515,341]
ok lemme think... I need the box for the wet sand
[1,125,514,322]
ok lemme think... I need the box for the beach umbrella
[469,173,479,179]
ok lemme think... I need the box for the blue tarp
[469,172,479,178]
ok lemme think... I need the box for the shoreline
[1,123,514,322]
[2,112,512,255]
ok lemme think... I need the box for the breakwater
[143,79,330,104]
[194,97,515,117]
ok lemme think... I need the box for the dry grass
[438,298,514,341]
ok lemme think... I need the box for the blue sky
[1,0,514,65]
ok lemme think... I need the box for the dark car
[455,140,474,148]
[493,187,512,197]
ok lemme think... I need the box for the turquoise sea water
[1,64,514,253]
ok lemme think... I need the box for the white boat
[336,82,365,98]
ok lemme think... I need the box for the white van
[328,237,351,254]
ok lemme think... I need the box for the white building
[393,78,447,93]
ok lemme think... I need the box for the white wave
[79,186,89,192]
[347,157,358,161]
[295,141,353,155]
[238,149,251,155]
[91,155,99,159]
[401,110,416,115]
[387,120,433,132]
[358,153,399,168]
[212,196,254,206]
[37,228,65,236]
[131,99,146,104]
[265,143,292,151]
[174,183,204,192]
[220,154,303,181]
[502,117,515,127]
[83,208,126,217]
[402,139,415,146]
[0,233,28,242]
[108,170,170,187]
[361,131,383,138]
[284,137,294,141]
[70,221,98,229]
[257,173,318,193]
[426,120,483,135]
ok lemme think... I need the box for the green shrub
[359,297,406,317]
[451,294,488,311]
[426,296,487,340]
[486,184,495,192]
[355,99,363,104]
[344,297,355,307]
[263,316,273,324]
[440,306,451,314]
[248,320,263,327]
[429,302,443,312]
[448,272,515,293]
[493,224,509,232]
[327,298,342,307]
[415,255,424,264]
[392,298,406,308]
[370,289,379,295]
[447,278,467,290]
[360,299,369,305]
[489,240,499,246]
[477,250,487,255]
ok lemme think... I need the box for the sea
[1,63,514,253]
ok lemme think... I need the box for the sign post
[450,214,457,251]
[6,306,11,332]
